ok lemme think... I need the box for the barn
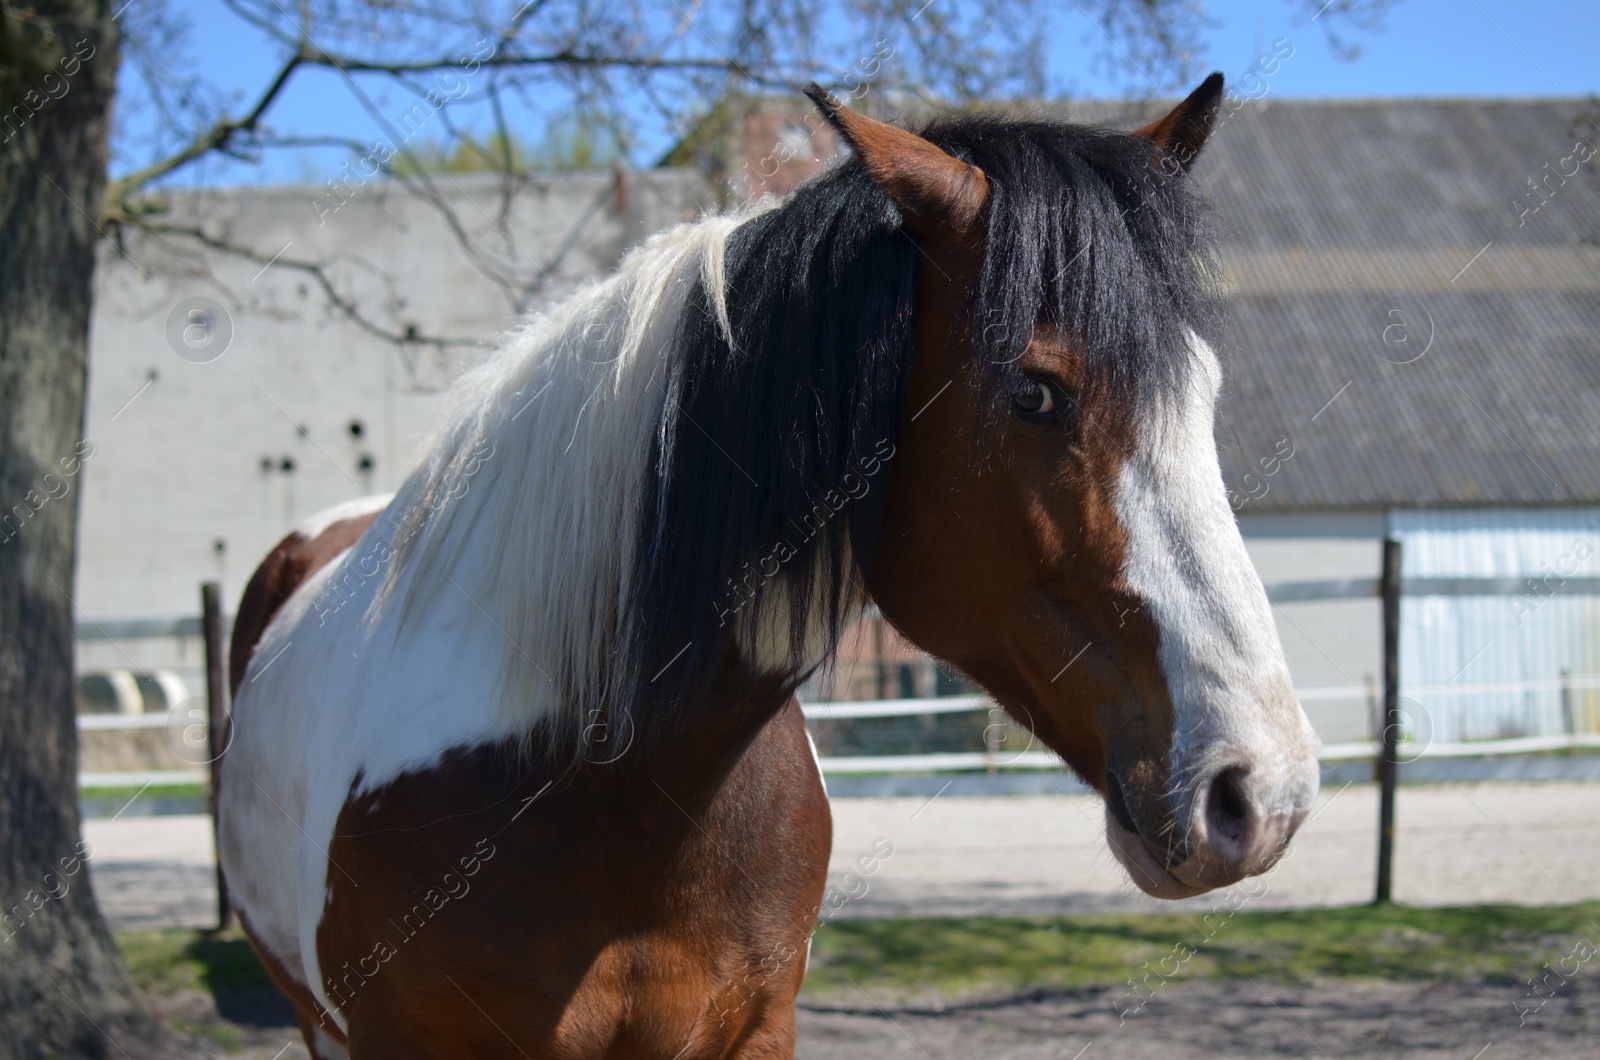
[1199,98,1600,747]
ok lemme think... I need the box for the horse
[218,73,1321,1059]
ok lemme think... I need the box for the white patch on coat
[218,210,776,1028]
[1112,335,1320,823]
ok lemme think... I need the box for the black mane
[624,110,1225,743]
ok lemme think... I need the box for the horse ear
[1133,73,1225,171]
[804,83,989,239]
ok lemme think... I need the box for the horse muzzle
[1104,750,1319,899]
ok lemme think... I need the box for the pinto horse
[219,74,1320,1058]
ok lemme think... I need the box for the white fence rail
[1265,576,1600,603]
[797,690,1600,775]
[75,572,1600,789]
[77,684,1600,789]
[79,713,189,731]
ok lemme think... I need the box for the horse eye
[1012,377,1061,420]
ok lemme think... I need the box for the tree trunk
[0,3,167,1056]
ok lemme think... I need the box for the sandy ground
[92,780,1600,1058]
[795,976,1600,1059]
[171,975,1600,1060]
[821,780,1600,919]
[86,781,1600,931]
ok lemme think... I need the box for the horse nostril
[1205,767,1252,849]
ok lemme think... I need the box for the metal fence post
[201,582,234,931]
[1374,539,1402,905]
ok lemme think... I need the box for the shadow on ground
[183,932,299,1027]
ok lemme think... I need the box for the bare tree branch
[304,49,754,77]
[132,218,484,352]
[107,50,304,204]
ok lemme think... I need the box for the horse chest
[309,704,830,1057]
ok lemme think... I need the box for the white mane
[369,206,765,745]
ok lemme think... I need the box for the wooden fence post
[1374,538,1402,905]
[201,582,233,931]
[1560,668,1574,741]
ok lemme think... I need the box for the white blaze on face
[1112,334,1320,826]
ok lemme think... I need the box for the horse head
[812,78,1321,898]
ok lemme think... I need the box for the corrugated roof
[1183,99,1600,508]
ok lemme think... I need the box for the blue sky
[113,0,1599,185]
[1104,0,1596,99]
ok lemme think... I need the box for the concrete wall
[71,169,714,684]
[75,169,716,636]
[1237,510,1386,743]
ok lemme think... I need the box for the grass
[81,783,207,801]
[802,902,1600,1003]
[119,927,292,1049]
[120,927,275,997]
[117,902,1600,1017]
